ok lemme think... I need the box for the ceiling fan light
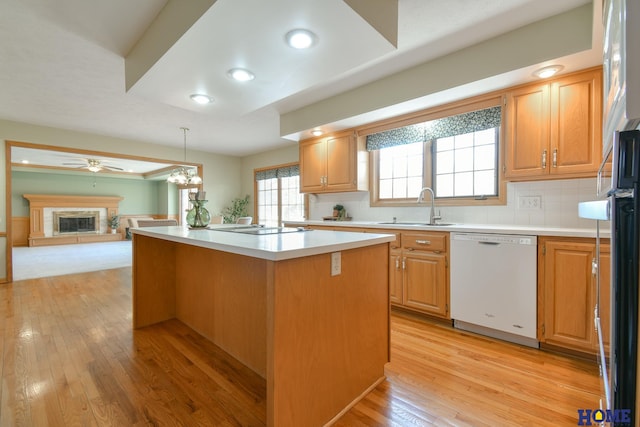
[87,165,101,173]
[285,29,316,49]
[189,174,203,185]
[228,68,255,82]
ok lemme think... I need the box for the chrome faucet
[417,187,441,225]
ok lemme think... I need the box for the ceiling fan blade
[62,163,88,166]
[103,165,124,171]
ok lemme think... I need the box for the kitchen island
[131,225,394,427]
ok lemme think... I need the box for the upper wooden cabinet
[505,68,602,180]
[299,131,368,193]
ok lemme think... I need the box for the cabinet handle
[542,149,547,169]
[415,239,431,245]
[552,148,557,168]
[402,257,406,270]
[395,257,400,270]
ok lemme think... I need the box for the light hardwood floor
[0,268,600,426]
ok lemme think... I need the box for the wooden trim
[4,141,11,282]
[28,233,123,246]
[23,194,124,207]
[7,140,203,168]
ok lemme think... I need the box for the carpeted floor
[12,240,133,281]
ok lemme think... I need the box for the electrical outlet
[331,252,341,276]
[518,195,542,210]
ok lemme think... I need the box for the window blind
[366,106,502,151]
[255,164,300,181]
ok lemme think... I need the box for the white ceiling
[0,0,600,158]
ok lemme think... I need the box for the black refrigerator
[609,130,640,425]
[581,129,640,426]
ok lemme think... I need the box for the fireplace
[23,194,123,246]
[53,211,100,234]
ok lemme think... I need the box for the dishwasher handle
[478,241,500,246]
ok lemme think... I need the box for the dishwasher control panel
[451,232,537,246]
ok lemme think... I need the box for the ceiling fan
[62,158,124,173]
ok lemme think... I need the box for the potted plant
[333,204,344,218]
[109,214,120,233]
[221,195,250,224]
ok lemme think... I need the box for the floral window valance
[366,106,502,151]
[255,164,300,181]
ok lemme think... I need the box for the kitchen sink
[377,221,456,226]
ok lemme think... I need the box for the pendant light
[167,127,202,185]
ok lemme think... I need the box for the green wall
[11,170,174,217]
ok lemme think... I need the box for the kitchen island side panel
[132,234,177,328]
[174,244,268,378]
[268,243,390,427]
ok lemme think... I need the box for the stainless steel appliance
[450,232,538,348]
[578,0,640,422]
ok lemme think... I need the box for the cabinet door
[543,240,595,352]
[389,249,403,305]
[550,69,602,176]
[300,139,326,192]
[403,252,448,318]
[325,134,356,191]
[599,244,611,351]
[505,83,550,178]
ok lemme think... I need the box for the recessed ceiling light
[311,129,323,136]
[533,65,564,79]
[228,68,255,82]
[190,94,213,104]
[285,29,317,49]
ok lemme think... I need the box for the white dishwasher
[450,232,538,347]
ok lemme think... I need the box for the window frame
[364,94,506,207]
[253,162,308,226]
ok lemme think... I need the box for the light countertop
[284,220,610,239]
[131,224,396,261]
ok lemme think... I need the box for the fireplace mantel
[23,194,124,246]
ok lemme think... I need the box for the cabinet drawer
[402,232,447,252]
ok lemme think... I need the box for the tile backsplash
[308,178,599,229]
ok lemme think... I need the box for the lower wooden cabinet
[538,237,610,354]
[392,231,450,319]
[402,250,448,317]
